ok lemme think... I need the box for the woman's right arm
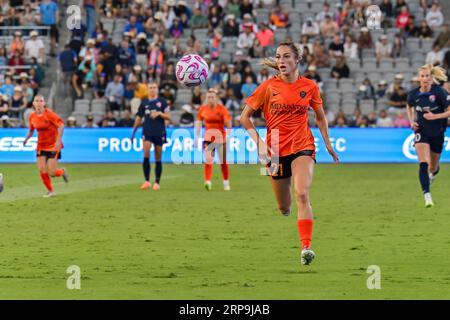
[240,104,269,162]
[23,126,34,146]
[406,103,418,131]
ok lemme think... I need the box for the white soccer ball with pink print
[175,54,209,87]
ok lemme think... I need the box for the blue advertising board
[0,128,449,163]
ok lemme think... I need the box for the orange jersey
[197,104,231,143]
[29,109,64,151]
[245,75,322,157]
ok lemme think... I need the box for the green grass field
[0,163,449,299]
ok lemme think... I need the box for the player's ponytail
[419,64,448,84]
[261,42,304,72]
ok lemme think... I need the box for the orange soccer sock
[297,219,314,249]
[204,163,213,181]
[220,163,229,180]
[54,168,64,177]
[40,172,53,192]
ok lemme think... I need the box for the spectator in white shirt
[375,35,392,62]
[343,34,358,59]
[25,30,44,64]
[425,44,444,65]
[301,17,320,38]
[316,2,333,24]
[376,109,394,127]
[425,3,444,29]
[237,25,255,53]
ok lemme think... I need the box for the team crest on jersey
[300,91,306,98]
[429,95,435,102]
[156,102,162,107]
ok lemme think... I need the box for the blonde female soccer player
[240,42,339,266]
[195,88,232,191]
[406,64,449,208]
[23,95,68,197]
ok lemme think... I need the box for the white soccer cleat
[424,192,434,208]
[223,180,231,191]
[204,181,212,191]
[429,172,436,185]
[43,191,55,198]
[0,173,3,193]
[301,248,316,266]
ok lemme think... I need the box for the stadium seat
[376,97,390,110]
[379,58,394,70]
[421,39,434,52]
[395,58,410,71]
[362,58,377,71]
[341,100,357,115]
[347,58,361,71]
[324,79,338,90]
[91,99,107,114]
[74,99,90,114]
[359,100,376,114]
[339,79,355,92]
[177,89,192,105]
[406,38,420,51]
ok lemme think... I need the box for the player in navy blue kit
[406,64,449,208]
[131,82,171,190]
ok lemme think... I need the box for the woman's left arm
[424,106,450,120]
[314,107,339,163]
[54,123,64,151]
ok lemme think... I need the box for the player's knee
[48,169,56,177]
[295,190,309,205]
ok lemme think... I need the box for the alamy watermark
[66,265,81,290]
[366,265,381,290]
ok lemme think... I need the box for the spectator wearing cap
[163,1,178,30]
[20,73,33,103]
[330,54,350,79]
[83,114,99,128]
[240,13,258,33]
[169,17,184,38]
[105,74,124,111]
[39,0,59,57]
[59,44,78,95]
[223,14,239,37]
[387,73,405,95]
[387,80,407,111]
[118,109,134,127]
[302,17,320,38]
[320,14,339,39]
[25,31,45,64]
[67,116,77,128]
[179,104,194,128]
[304,65,323,89]
[255,23,274,57]
[376,80,388,99]
[357,27,373,51]
[9,86,26,121]
[174,1,192,20]
[0,115,12,128]
[79,39,98,64]
[426,3,444,30]
[10,31,24,57]
[270,4,290,29]
[357,83,375,101]
[237,25,255,54]
[375,35,392,62]
[190,7,208,29]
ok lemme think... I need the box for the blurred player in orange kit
[24,95,68,197]
[195,88,232,191]
[240,42,339,266]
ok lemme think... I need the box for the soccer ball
[175,54,209,87]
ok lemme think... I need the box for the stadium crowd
[0,0,450,129]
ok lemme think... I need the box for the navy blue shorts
[143,135,166,146]
[267,150,316,180]
[414,132,444,154]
